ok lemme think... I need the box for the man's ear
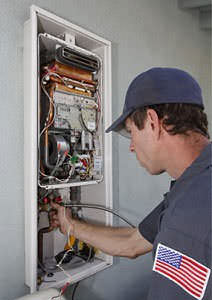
[146,109,161,139]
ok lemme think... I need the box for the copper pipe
[38,226,54,265]
[43,87,55,169]
[40,161,45,174]
[48,61,96,85]
[38,210,54,265]
[53,82,92,97]
[49,75,96,92]
[48,87,54,125]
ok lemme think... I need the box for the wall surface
[0,0,211,299]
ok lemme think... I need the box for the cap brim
[105,108,134,138]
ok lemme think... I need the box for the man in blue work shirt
[51,68,211,299]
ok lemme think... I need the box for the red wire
[61,282,70,295]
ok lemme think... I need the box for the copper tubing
[38,211,54,265]
[48,61,96,85]
[49,75,96,93]
[43,87,55,169]
[38,210,54,265]
[53,82,92,97]
[38,226,54,265]
[49,87,54,124]
[40,161,45,174]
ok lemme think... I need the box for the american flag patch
[153,243,211,300]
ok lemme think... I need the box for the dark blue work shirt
[139,143,211,300]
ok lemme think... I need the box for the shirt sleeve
[147,227,212,300]
[138,199,167,244]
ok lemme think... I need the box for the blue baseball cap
[106,67,204,137]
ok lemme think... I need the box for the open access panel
[24,6,112,293]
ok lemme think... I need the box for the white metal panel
[31,5,111,46]
[103,44,113,265]
[40,260,110,290]
[24,14,38,293]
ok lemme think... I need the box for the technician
[51,67,211,300]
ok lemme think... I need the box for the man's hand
[50,202,74,235]
[50,202,152,258]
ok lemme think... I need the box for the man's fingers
[50,201,61,210]
[49,201,72,235]
[50,217,60,227]
[49,207,60,228]
[53,221,60,227]
[49,210,56,217]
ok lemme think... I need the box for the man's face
[125,116,165,175]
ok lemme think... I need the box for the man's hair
[129,103,210,138]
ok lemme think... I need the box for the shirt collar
[176,142,212,184]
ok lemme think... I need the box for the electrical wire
[40,70,95,140]
[39,169,72,183]
[40,80,57,138]
[96,90,101,131]
[53,202,135,299]
[50,294,61,300]
[39,71,97,184]
[37,259,57,276]
[40,71,76,138]
[79,112,93,134]
[50,151,68,177]
[39,189,50,201]
[70,228,93,300]
[40,71,75,138]
[51,202,74,299]
[47,70,90,93]
[71,282,80,300]
[63,203,135,228]
[39,152,74,183]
